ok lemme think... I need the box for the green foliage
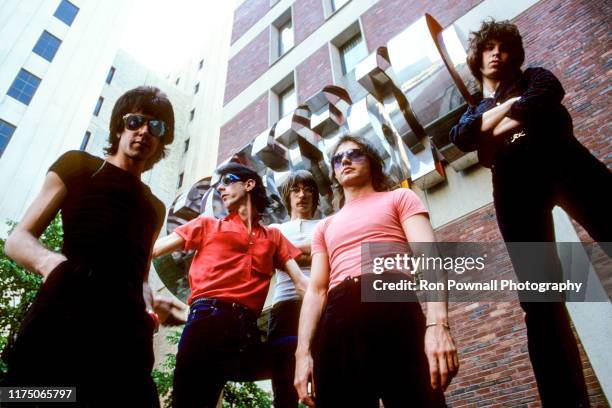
[0,216,63,377]
[152,329,273,408]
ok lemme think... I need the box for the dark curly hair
[467,19,524,85]
[105,86,175,171]
[215,162,271,214]
[329,134,393,210]
[280,170,320,217]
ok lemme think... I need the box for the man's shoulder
[50,150,102,171]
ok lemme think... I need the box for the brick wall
[296,44,333,104]
[360,0,482,53]
[231,0,271,45]
[435,204,608,407]
[512,0,611,166]
[224,29,270,106]
[217,92,269,163]
[293,0,326,45]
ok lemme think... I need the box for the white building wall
[0,0,134,236]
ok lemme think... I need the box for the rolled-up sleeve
[449,105,483,152]
[507,67,565,122]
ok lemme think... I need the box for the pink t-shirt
[311,189,428,290]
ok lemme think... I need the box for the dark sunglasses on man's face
[331,148,366,169]
[215,173,243,190]
[122,114,167,138]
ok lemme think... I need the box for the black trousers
[267,299,302,408]
[1,260,159,408]
[172,298,270,408]
[492,145,612,407]
[314,275,446,408]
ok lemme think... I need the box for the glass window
[279,84,296,118]
[93,97,103,116]
[0,119,17,158]
[184,139,190,153]
[194,83,200,94]
[190,109,195,121]
[33,31,62,62]
[80,131,91,151]
[178,172,184,188]
[7,69,42,105]
[54,0,79,26]
[175,77,180,86]
[331,0,350,12]
[106,67,116,84]
[340,33,368,75]
[278,19,294,56]
[199,59,204,70]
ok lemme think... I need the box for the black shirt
[49,151,165,290]
[449,67,579,169]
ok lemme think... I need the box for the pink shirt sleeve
[311,218,329,255]
[394,188,428,222]
[174,216,209,251]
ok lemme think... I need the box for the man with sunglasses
[2,86,182,407]
[153,162,309,408]
[267,170,320,408]
[294,135,457,407]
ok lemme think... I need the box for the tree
[0,216,63,379]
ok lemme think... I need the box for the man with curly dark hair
[450,19,611,407]
[153,162,309,408]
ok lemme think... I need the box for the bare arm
[402,214,458,391]
[294,252,329,406]
[152,232,185,258]
[296,241,312,267]
[4,172,67,280]
[283,258,309,298]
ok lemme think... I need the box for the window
[278,19,294,56]
[175,77,180,86]
[279,84,296,118]
[80,131,91,151]
[106,67,116,84]
[33,31,61,62]
[54,0,79,26]
[178,172,184,188]
[93,97,103,116]
[331,0,350,12]
[339,32,367,75]
[7,69,41,105]
[194,83,200,94]
[184,139,190,153]
[0,119,17,158]
[189,109,195,121]
[198,59,204,70]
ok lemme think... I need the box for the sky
[119,0,235,75]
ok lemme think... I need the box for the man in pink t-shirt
[294,135,458,407]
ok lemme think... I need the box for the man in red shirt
[153,162,308,408]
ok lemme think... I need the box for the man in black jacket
[450,20,611,407]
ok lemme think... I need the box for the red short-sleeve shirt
[174,213,301,313]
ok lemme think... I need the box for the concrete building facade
[217,0,611,405]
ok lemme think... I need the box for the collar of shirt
[223,212,263,233]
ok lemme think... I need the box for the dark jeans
[1,259,159,408]
[314,275,446,408]
[173,298,270,408]
[267,299,302,408]
[492,146,612,407]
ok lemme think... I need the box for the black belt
[191,297,254,318]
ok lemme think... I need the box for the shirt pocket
[249,238,276,278]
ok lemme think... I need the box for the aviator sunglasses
[122,114,167,138]
[331,148,366,169]
[215,173,243,190]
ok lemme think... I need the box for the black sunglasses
[331,148,366,169]
[122,114,167,138]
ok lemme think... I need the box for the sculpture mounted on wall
[155,14,480,301]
